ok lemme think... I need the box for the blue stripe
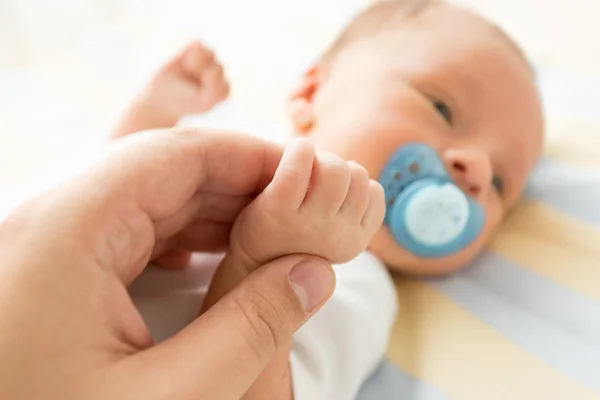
[357,359,450,400]
[525,158,600,227]
[428,252,600,392]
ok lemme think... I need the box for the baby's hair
[322,0,434,62]
[321,0,532,72]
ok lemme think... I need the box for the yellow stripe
[387,278,600,400]
[545,126,600,169]
[490,200,600,302]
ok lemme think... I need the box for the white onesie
[130,104,399,400]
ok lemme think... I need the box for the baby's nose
[442,148,492,200]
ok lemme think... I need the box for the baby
[122,0,544,399]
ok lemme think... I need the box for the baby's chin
[367,227,487,276]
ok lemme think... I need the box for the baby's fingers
[181,41,215,82]
[265,138,316,209]
[361,180,386,235]
[301,152,351,214]
[339,161,371,220]
[198,63,230,106]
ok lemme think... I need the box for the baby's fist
[229,139,385,270]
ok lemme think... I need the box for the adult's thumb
[122,255,336,400]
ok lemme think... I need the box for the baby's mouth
[379,143,485,258]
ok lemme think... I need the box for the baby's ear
[287,65,322,135]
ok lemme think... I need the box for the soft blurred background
[1,0,599,194]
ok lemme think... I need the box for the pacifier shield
[404,181,469,246]
[379,143,485,258]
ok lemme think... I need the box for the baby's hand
[229,139,385,270]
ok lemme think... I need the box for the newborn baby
[119,1,544,399]
[289,0,544,276]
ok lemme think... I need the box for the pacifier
[378,143,485,258]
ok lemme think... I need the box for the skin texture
[107,41,385,400]
[204,138,384,308]
[112,41,230,269]
[201,139,385,400]
[288,3,544,275]
[0,129,338,400]
[104,3,545,396]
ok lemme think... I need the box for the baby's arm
[112,41,229,140]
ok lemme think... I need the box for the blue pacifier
[379,143,485,258]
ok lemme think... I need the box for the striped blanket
[358,71,600,398]
[360,154,600,399]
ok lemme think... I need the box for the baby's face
[288,5,544,275]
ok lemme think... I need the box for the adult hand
[0,129,336,400]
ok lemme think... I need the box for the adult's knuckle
[231,285,295,360]
[170,126,202,143]
[231,296,274,364]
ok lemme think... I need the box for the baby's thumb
[124,255,335,400]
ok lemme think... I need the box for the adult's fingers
[152,192,254,240]
[91,128,283,220]
[116,255,336,400]
[61,129,283,282]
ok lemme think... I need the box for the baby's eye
[432,100,452,124]
[492,174,505,194]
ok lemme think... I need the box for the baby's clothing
[129,104,398,400]
[131,251,396,400]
